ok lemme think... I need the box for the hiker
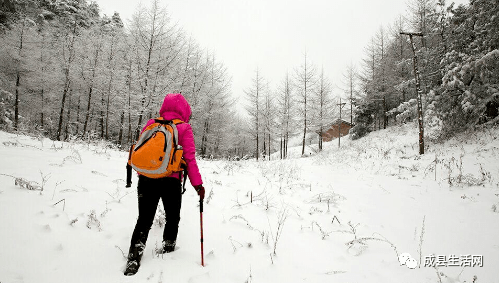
[124,93,205,276]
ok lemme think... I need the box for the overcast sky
[95,0,468,108]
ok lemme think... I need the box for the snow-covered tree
[261,84,277,160]
[245,68,265,160]
[340,63,360,125]
[127,0,183,140]
[311,67,334,151]
[0,16,39,130]
[294,52,316,156]
[197,54,233,157]
[276,72,295,159]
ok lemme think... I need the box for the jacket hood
[159,93,191,123]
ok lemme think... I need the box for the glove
[194,184,205,200]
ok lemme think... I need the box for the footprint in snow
[41,224,51,232]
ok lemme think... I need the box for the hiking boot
[159,240,176,254]
[124,237,146,276]
[124,260,140,276]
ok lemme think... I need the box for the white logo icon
[399,253,418,269]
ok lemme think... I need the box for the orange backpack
[126,118,187,188]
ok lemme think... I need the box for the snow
[1,123,499,283]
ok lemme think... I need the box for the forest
[1,0,498,159]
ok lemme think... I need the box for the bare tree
[102,20,125,140]
[295,51,316,156]
[81,26,104,137]
[199,54,232,156]
[63,88,73,139]
[189,47,211,109]
[407,0,436,49]
[375,27,389,129]
[56,21,78,141]
[435,0,449,53]
[128,0,178,140]
[341,63,359,125]
[388,15,411,103]
[359,28,391,131]
[13,19,27,130]
[277,72,294,159]
[0,0,243,157]
[261,83,277,160]
[0,16,37,131]
[312,67,334,151]
[406,0,437,95]
[35,24,54,130]
[245,68,265,160]
[177,37,199,94]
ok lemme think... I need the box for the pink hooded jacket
[142,93,203,187]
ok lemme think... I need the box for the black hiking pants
[128,175,183,255]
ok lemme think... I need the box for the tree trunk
[280,136,283,160]
[134,22,155,141]
[83,86,93,135]
[201,120,209,156]
[338,98,343,148]
[286,133,289,156]
[302,93,307,156]
[56,71,70,141]
[350,80,353,125]
[383,95,387,129]
[126,60,133,144]
[256,76,260,161]
[118,110,124,145]
[255,126,259,160]
[105,77,112,140]
[76,95,81,134]
[39,32,46,130]
[135,99,144,141]
[14,19,26,131]
[40,89,44,128]
[64,88,72,140]
[128,101,132,143]
[319,126,323,151]
[57,20,77,142]
[300,54,311,156]
[268,132,271,160]
[14,72,20,130]
[100,92,105,139]
[265,134,268,160]
[82,46,100,136]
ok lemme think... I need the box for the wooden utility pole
[400,31,425,155]
[337,98,346,148]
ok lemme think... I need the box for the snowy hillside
[1,124,499,283]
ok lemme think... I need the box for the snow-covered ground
[1,123,498,283]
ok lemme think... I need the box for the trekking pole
[200,198,205,267]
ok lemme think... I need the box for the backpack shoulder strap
[152,117,184,125]
[172,119,184,125]
[153,117,170,124]
[126,144,134,188]
[170,119,184,147]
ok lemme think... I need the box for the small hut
[322,119,353,142]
